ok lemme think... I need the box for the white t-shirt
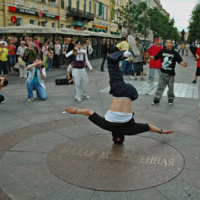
[67,64,73,73]
[54,44,61,55]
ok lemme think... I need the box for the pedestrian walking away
[144,39,188,106]
[101,40,111,72]
[181,42,185,56]
[147,38,163,83]
[65,40,93,102]
[65,36,173,145]
[185,43,190,56]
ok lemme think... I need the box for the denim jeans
[8,55,16,68]
[133,62,143,74]
[26,79,47,100]
[0,60,8,74]
[121,60,133,76]
[47,58,53,70]
[149,68,161,81]
[54,54,60,68]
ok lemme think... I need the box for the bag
[55,79,68,85]
[14,63,20,69]
[18,58,25,67]
[22,49,29,62]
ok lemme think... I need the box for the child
[47,47,54,71]
[0,41,8,78]
[67,61,73,84]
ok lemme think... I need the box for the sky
[160,0,197,32]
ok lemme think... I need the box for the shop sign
[29,0,36,9]
[95,25,105,29]
[15,0,23,6]
[10,16,17,23]
[73,21,85,26]
[16,8,37,15]
[44,13,57,19]
[38,11,43,17]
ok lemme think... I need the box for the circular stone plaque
[47,134,184,191]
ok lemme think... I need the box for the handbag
[22,49,29,62]
[18,58,25,67]
[14,62,20,69]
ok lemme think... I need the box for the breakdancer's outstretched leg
[65,36,173,143]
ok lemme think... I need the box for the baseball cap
[75,40,82,45]
[154,38,159,42]
[0,41,4,44]
[135,37,140,41]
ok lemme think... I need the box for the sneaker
[76,98,82,102]
[134,77,137,80]
[0,101,4,104]
[168,99,173,106]
[130,76,134,80]
[148,80,153,83]
[140,77,145,81]
[151,100,159,105]
[128,35,140,56]
[27,98,32,103]
[192,80,196,84]
[82,95,90,99]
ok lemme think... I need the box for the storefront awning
[94,28,100,32]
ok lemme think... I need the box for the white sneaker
[0,101,4,104]
[130,76,134,80]
[148,80,153,83]
[128,35,140,56]
[82,95,90,99]
[19,76,22,78]
[76,98,82,102]
[134,77,137,80]
[27,98,32,103]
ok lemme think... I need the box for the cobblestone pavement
[0,52,200,200]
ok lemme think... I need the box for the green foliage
[188,3,200,44]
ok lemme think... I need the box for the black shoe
[168,99,173,106]
[101,70,105,72]
[151,100,159,105]
[192,80,196,84]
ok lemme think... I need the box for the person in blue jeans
[47,47,54,71]
[26,55,47,103]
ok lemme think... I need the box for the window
[16,18,23,26]
[94,3,97,17]
[83,0,86,12]
[106,8,108,21]
[61,0,64,8]
[76,0,79,9]
[42,22,46,27]
[68,0,72,7]
[61,24,64,28]
[30,20,35,25]
[102,6,105,20]
[52,23,56,28]
[120,0,121,6]
[89,1,92,13]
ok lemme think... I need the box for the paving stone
[155,179,200,200]
[90,191,127,200]
[79,124,110,135]
[126,188,168,200]
[40,184,94,200]
[1,174,67,200]
[0,164,51,187]
[10,139,56,153]
[0,151,48,166]
[30,131,70,145]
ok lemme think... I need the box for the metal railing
[66,6,94,20]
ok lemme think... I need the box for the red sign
[38,11,43,18]
[74,28,80,31]
[10,16,17,23]
[9,6,16,12]
[57,15,60,20]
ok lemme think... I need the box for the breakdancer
[65,36,172,144]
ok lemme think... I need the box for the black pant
[89,112,150,135]
[54,54,60,68]
[101,54,107,71]
[107,51,138,101]
[0,94,4,103]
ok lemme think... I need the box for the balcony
[66,6,94,22]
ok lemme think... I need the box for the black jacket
[68,42,75,53]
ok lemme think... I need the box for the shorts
[88,112,150,135]
[0,60,8,74]
[133,62,143,73]
[196,67,200,76]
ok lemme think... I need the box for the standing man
[116,35,134,79]
[181,42,185,56]
[148,38,163,83]
[185,43,190,56]
[144,39,188,106]
[177,43,181,54]
[133,37,145,80]
[54,40,61,69]
[46,37,53,50]
[67,38,75,65]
